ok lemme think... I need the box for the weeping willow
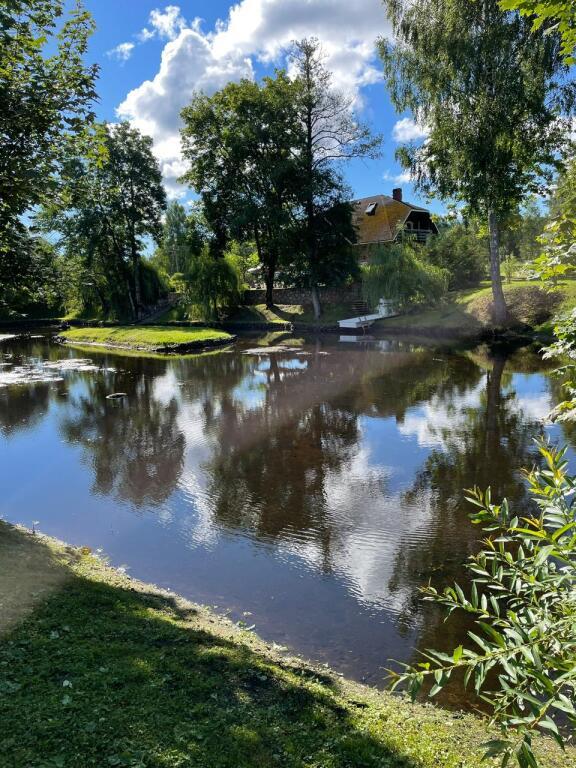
[361,243,449,309]
[185,251,241,320]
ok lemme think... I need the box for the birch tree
[379,0,574,324]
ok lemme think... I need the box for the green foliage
[180,49,377,311]
[181,74,303,305]
[0,0,98,309]
[153,201,206,276]
[379,0,573,323]
[38,122,167,319]
[0,236,62,317]
[500,0,576,62]
[534,157,576,282]
[184,252,241,320]
[287,39,380,316]
[389,442,576,768]
[224,241,259,288]
[424,222,487,289]
[282,199,360,290]
[361,243,448,309]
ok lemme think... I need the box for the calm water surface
[1,333,572,701]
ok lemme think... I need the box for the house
[351,188,438,260]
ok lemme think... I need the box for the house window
[365,203,378,216]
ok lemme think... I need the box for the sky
[77,0,435,209]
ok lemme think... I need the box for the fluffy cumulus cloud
[107,41,135,62]
[383,169,413,185]
[392,117,429,143]
[117,1,392,196]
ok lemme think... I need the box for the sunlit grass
[59,325,232,350]
[0,522,571,768]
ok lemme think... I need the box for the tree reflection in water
[59,358,185,507]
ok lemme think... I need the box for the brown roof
[351,194,431,245]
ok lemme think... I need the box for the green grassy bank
[59,325,233,352]
[375,280,576,336]
[0,522,570,768]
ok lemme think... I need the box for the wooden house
[352,188,438,260]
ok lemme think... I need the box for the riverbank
[220,280,576,339]
[0,522,570,768]
[58,325,234,353]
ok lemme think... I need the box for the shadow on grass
[0,525,439,768]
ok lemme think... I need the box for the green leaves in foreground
[389,442,576,768]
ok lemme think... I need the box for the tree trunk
[487,210,508,326]
[311,285,321,320]
[132,253,141,320]
[265,259,276,309]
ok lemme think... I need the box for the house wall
[243,284,363,306]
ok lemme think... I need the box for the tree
[289,39,381,318]
[500,0,576,61]
[424,220,488,289]
[0,0,98,309]
[38,122,166,319]
[379,1,573,324]
[159,201,189,275]
[280,198,360,291]
[180,75,302,307]
[106,122,166,317]
[362,242,449,308]
[184,250,241,320]
[390,442,576,768]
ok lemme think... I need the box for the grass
[59,325,233,351]
[0,522,571,768]
[376,279,576,335]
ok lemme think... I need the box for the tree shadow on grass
[0,525,484,768]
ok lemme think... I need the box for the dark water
[0,332,572,701]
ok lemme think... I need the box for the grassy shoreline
[0,521,571,768]
[58,325,234,353]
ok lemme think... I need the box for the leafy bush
[389,442,576,768]
[141,260,168,307]
[362,242,449,309]
[423,223,487,288]
[468,286,562,327]
[184,252,241,320]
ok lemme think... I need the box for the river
[0,332,572,705]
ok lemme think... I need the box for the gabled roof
[351,194,434,245]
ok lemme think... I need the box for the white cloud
[392,117,429,143]
[118,28,253,197]
[117,1,392,195]
[107,42,135,62]
[148,5,187,40]
[383,169,413,185]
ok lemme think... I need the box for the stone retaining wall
[243,284,362,306]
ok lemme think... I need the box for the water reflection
[60,371,185,507]
[0,335,569,696]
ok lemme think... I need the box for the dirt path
[0,522,71,633]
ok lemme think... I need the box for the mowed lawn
[59,325,233,350]
[376,279,576,333]
[0,522,571,768]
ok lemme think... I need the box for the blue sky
[77,1,435,209]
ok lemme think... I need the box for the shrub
[468,286,562,327]
[362,242,449,309]
[184,251,241,320]
[424,223,487,289]
[389,442,576,768]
